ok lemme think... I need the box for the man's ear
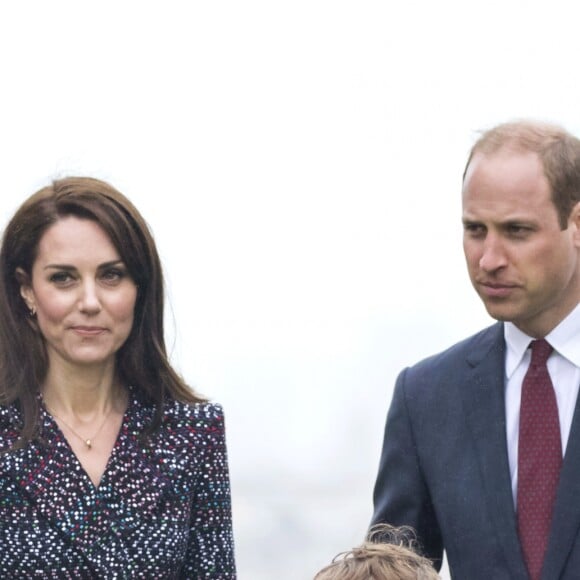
[15,267,35,312]
[570,201,580,247]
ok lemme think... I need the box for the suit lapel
[460,323,529,580]
[542,387,580,579]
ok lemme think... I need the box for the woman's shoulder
[127,387,228,443]
[0,402,22,449]
[164,398,226,425]
[128,386,225,423]
[0,402,16,420]
[155,399,228,452]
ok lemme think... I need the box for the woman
[0,177,236,578]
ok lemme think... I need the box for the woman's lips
[70,326,107,336]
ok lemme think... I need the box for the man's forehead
[466,146,542,175]
[463,147,547,196]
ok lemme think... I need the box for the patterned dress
[0,388,236,578]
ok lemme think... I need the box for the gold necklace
[47,406,114,450]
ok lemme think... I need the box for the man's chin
[481,302,518,323]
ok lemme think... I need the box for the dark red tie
[517,339,562,580]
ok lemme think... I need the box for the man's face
[462,148,580,337]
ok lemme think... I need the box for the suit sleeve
[183,405,237,578]
[371,367,444,568]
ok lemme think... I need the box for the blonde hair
[313,525,439,580]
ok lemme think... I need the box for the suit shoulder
[405,322,503,378]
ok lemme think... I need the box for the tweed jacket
[0,388,236,579]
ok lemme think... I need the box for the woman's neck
[41,360,124,418]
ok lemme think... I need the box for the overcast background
[1,2,580,578]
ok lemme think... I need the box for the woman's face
[19,216,138,373]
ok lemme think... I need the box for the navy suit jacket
[372,322,580,579]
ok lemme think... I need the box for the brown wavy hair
[0,176,205,447]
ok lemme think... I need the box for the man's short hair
[313,524,439,580]
[463,120,580,228]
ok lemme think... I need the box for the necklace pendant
[85,439,92,449]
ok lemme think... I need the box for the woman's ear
[16,267,36,314]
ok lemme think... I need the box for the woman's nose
[78,281,102,314]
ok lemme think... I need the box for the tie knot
[530,339,552,366]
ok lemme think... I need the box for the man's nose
[479,235,508,272]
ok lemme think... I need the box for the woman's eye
[49,272,74,285]
[101,268,126,284]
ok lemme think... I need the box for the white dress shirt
[504,302,580,507]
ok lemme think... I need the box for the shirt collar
[504,302,580,378]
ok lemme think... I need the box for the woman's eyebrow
[43,259,124,271]
[43,264,76,271]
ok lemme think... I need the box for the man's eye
[464,224,486,236]
[508,225,531,236]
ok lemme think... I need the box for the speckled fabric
[0,388,236,579]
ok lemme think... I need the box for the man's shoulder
[407,321,504,377]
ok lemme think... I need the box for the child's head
[313,524,439,580]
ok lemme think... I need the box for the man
[372,121,580,580]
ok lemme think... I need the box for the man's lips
[477,282,519,298]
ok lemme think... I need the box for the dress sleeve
[182,404,237,579]
[371,368,443,568]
